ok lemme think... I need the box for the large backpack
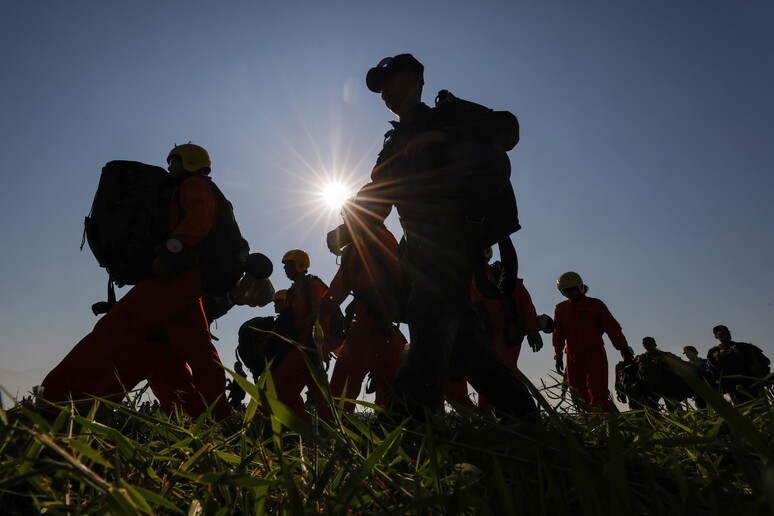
[83,161,170,287]
[730,342,771,378]
[83,161,249,300]
[615,359,642,400]
[636,353,665,392]
[237,316,291,379]
[637,352,693,402]
[433,90,520,248]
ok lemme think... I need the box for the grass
[1,366,773,515]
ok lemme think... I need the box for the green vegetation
[1,372,772,515]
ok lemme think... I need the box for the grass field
[1,367,772,515]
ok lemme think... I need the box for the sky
[1,1,772,410]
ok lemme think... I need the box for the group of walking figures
[38,54,771,424]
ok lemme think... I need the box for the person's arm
[514,281,539,332]
[597,300,629,353]
[327,155,395,254]
[552,306,566,372]
[319,268,348,318]
[515,280,542,352]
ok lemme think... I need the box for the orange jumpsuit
[271,274,332,420]
[471,273,539,371]
[471,271,539,409]
[321,227,405,411]
[41,176,229,418]
[552,295,628,411]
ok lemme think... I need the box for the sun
[320,181,352,212]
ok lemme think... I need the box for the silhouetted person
[326,53,537,422]
[226,361,247,409]
[552,271,632,412]
[683,345,708,408]
[636,337,694,411]
[706,325,770,404]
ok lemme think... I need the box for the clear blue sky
[2,1,772,409]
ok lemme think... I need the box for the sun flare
[320,181,352,212]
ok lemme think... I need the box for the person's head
[167,143,211,179]
[273,289,287,313]
[683,346,699,360]
[642,336,657,353]
[366,54,424,117]
[713,325,732,344]
[282,250,310,281]
[557,271,587,300]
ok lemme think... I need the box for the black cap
[642,336,657,347]
[712,325,729,335]
[366,54,424,93]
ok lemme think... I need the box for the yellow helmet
[273,289,287,302]
[167,143,212,174]
[282,249,310,273]
[557,271,584,293]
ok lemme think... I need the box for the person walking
[552,271,632,412]
[326,53,537,421]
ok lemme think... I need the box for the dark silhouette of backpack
[638,352,693,402]
[730,342,771,378]
[237,316,291,379]
[615,359,642,402]
[83,161,170,286]
[83,161,249,301]
[434,90,520,248]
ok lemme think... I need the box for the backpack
[615,359,641,399]
[728,342,771,378]
[237,316,292,379]
[82,161,170,286]
[433,90,520,248]
[636,353,665,392]
[637,352,693,401]
[83,161,249,301]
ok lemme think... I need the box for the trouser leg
[452,310,537,418]
[41,270,203,405]
[166,300,229,418]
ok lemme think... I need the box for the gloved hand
[527,331,543,352]
[555,357,564,373]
